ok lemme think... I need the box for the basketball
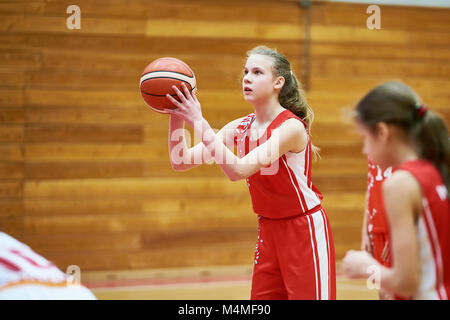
[139,57,196,113]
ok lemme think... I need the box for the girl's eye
[244,70,248,75]
[254,70,262,75]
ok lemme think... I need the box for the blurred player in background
[0,232,96,300]
[344,81,449,300]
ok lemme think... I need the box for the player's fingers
[181,83,193,102]
[192,89,199,103]
[172,85,188,104]
[166,93,184,109]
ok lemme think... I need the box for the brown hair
[247,45,319,158]
[355,81,450,190]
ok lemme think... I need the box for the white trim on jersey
[285,151,322,210]
[415,216,439,300]
[421,199,448,300]
[282,157,306,212]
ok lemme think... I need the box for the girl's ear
[376,122,390,141]
[273,76,285,91]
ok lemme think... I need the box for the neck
[252,96,285,124]
[391,140,419,167]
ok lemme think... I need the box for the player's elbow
[226,170,245,182]
[171,163,186,172]
[393,272,420,298]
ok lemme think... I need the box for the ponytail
[247,45,320,159]
[413,110,450,191]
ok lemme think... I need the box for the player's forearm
[377,264,418,298]
[198,118,246,181]
[168,115,196,171]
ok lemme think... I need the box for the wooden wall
[1,0,449,271]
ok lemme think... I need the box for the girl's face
[355,119,391,169]
[242,54,282,103]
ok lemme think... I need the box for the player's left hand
[165,83,202,129]
[342,250,378,279]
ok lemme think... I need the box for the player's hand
[361,229,373,254]
[165,83,202,129]
[342,250,377,279]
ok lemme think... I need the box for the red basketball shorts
[251,207,336,300]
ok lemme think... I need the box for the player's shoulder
[383,169,422,200]
[277,117,308,141]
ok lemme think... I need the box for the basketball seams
[140,70,195,79]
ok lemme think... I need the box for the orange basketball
[139,57,196,113]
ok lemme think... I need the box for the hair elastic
[414,102,428,119]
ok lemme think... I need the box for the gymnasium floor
[82,264,379,300]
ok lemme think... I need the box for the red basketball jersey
[396,160,450,300]
[234,109,323,219]
[367,159,392,234]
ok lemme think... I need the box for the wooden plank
[25,106,154,125]
[0,14,145,35]
[312,24,450,47]
[311,42,450,61]
[311,2,450,32]
[25,161,144,180]
[38,242,255,271]
[27,0,305,23]
[0,34,303,59]
[0,124,23,143]
[24,194,251,217]
[312,157,368,177]
[0,71,25,88]
[24,143,166,161]
[24,124,143,143]
[25,88,141,108]
[0,181,23,198]
[0,145,23,161]
[0,14,303,40]
[19,233,142,252]
[0,199,23,217]
[22,212,255,235]
[145,19,304,41]
[0,161,23,179]
[0,49,41,71]
[24,160,224,180]
[0,217,24,235]
[25,198,143,217]
[311,57,450,79]
[24,177,248,199]
[322,192,366,212]
[310,76,450,97]
[0,89,24,107]
[0,108,24,123]
[314,174,366,193]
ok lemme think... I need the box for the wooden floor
[82,263,379,300]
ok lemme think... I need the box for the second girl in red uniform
[344,81,450,300]
[165,46,336,300]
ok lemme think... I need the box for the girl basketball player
[343,81,450,300]
[164,46,336,300]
